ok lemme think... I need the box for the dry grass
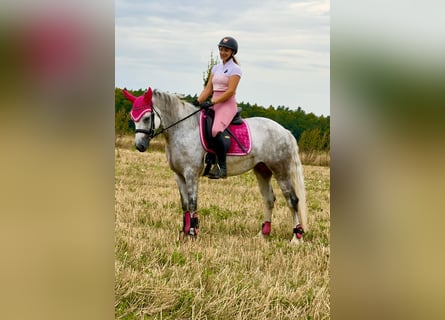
[300,151,330,167]
[115,136,330,319]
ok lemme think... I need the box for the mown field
[115,136,330,319]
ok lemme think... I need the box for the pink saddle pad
[199,111,252,156]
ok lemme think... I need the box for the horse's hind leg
[275,176,305,245]
[254,163,275,237]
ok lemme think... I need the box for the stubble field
[115,137,330,319]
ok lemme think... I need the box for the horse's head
[123,87,159,152]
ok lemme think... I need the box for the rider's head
[218,36,238,55]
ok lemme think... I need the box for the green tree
[299,128,322,164]
[115,107,130,137]
[115,88,135,134]
[202,50,219,87]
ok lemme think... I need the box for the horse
[122,87,308,245]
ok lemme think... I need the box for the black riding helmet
[218,36,238,55]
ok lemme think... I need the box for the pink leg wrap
[293,224,304,239]
[183,211,191,234]
[183,211,199,236]
[261,221,271,235]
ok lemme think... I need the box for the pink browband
[122,87,153,121]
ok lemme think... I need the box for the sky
[115,0,330,116]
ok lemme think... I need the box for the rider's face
[219,46,233,62]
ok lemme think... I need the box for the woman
[194,36,242,179]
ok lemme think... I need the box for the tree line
[115,87,330,159]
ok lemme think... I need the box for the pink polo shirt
[209,58,242,137]
[211,59,242,91]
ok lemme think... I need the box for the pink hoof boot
[261,221,271,236]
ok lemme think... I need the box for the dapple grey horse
[123,87,307,244]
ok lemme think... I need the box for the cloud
[115,0,330,115]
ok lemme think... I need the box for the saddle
[202,107,242,144]
[199,108,252,176]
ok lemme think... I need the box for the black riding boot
[208,132,227,179]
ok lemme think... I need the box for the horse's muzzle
[134,129,153,152]
[135,143,147,152]
[135,139,151,152]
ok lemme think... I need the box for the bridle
[134,112,157,139]
[134,105,201,140]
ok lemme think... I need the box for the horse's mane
[153,89,178,104]
[153,90,194,109]
[152,89,198,127]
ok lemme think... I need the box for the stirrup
[208,164,226,179]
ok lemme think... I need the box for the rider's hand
[200,101,214,109]
[192,99,200,107]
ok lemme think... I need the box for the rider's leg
[208,132,227,179]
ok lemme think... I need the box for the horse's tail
[289,131,308,231]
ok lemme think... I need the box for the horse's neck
[153,91,196,128]
[152,91,203,164]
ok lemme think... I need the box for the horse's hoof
[179,231,191,242]
[257,230,270,242]
[179,229,198,242]
[290,235,303,246]
[188,228,198,240]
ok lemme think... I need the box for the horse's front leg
[175,172,199,239]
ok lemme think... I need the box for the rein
[135,106,201,139]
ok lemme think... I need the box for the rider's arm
[197,73,214,104]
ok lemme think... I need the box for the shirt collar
[223,58,234,67]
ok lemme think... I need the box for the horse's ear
[122,88,136,102]
[144,87,153,104]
